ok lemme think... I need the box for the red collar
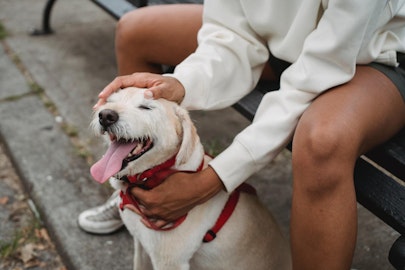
[123,155,178,190]
[118,155,256,242]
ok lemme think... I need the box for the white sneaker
[78,190,124,234]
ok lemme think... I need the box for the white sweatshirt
[169,0,405,192]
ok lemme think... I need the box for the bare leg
[115,4,276,79]
[115,4,203,75]
[291,66,405,269]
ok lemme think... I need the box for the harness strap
[202,183,256,243]
[203,189,239,242]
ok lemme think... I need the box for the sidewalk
[0,0,400,269]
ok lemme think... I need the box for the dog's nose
[99,109,119,128]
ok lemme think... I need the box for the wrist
[161,74,185,104]
[172,79,185,104]
[195,166,225,204]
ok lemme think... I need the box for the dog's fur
[91,87,291,270]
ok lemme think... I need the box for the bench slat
[232,90,264,121]
[91,0,140,19]
[355,158,405,235]
[232,81,279,121]
[366,129,405,180]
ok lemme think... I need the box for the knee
[293,116,356,165]
[292,116,357,195]
[115,9,149,50]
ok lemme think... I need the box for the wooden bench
[34,0,405,268]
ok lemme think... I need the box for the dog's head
[90,87,204,183]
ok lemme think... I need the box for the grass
[0,216,41,260]
[0,22,7,40]
[0,235,20,259]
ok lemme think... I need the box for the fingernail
[144,90,153,99]
[93,101,101,110]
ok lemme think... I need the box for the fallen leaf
[20,243,36,263]
[17,237,26,245]
[34,243,46,251]
[0,196,9,205]
[24,259,40,268]
[35,228,51,243]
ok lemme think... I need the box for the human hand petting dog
[93,72,185,109]
[125,167,224,229]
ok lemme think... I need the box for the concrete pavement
[0,0,400,269]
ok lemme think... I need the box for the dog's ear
[174,106,202,167]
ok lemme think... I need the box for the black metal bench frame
[34,0,405,268]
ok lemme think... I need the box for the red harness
[119,155,256,243]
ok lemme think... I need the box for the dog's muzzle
[99,109,119,131]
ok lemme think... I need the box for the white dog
[90,87,291,270]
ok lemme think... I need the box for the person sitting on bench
[80,2,405,269]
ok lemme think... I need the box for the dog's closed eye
[138,105,152,110]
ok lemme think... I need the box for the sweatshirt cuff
[208,140,258,193]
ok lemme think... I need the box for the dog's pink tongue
[90,141,136,183]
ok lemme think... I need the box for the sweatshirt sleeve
[171,0,396,192]
[170,0,269,110]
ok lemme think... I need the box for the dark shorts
[268,53,405,102]
[369,52,405,102]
